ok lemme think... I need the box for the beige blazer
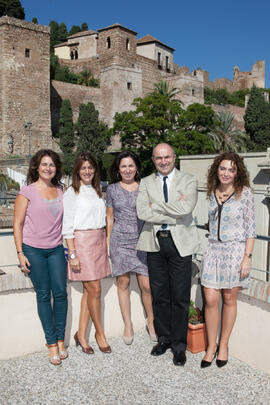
[136,169,200,257]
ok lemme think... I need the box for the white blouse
[62,185,106,239]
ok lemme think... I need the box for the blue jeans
[22,243,68,345]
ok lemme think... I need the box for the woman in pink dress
[62,152,111,354]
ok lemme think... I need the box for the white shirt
[157,168,175,231]
[62,185,106,239]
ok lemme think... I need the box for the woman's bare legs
[83,280,109,348]
[77,285,92,348]
[117,274,133,337]
[137,274,155,336]
[218,287,239,360]
[202,287,220,362]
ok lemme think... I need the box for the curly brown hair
[206,152,250,199]
[71,152,102,197]
[27,149,63,188]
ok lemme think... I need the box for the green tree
[54,65,79,84]
[49,21,67,52]
[244,85,270,151]
[113,91,215,174]
[50,53,59,79]
[77,70,99,87]
[58,100,75,175]
[76,102,111,161]
[81,22,88,31]
[68,25,81,36]
[204,87,249,107]
[154,80,180,100]
[208,110,249,153]
[0,0,25,19]
[57,22,68,43]
[32,17,38,24]
[49,20,60,52]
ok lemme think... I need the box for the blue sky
[21,0,270,87]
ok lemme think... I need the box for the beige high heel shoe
[46,343,62,366]
[57,340,68,360]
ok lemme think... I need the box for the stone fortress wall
[0,16,266,157]
[0,16,52,157]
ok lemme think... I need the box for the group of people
[13,143,256,368]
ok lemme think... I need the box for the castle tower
[97,23,142,136]
[97,23,138,68]
[0,16,52,157]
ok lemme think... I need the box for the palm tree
[208,110,249,153]
[154,80,180,100]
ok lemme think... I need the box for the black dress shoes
[151,342,171,356]
[173,351,186,366]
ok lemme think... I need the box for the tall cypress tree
[81,22,88,31]
[244,85,270,151]
[76,102,111,161]
[0,0,25,19]
[58,100,74,175]
[68,25,81,37]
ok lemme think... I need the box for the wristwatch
[69,252,76,260]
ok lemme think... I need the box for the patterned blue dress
[106,182,148,277]
[201,186,256,289]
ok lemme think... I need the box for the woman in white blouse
[63,152,111,354]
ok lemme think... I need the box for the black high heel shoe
[201,345,218,368]
[216,347,228,368]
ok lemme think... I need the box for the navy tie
[162,176,168,230]
[163,176,168,202]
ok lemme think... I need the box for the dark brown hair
[27,149,63,188]
[71,152,102,197]
[109,150,141,184]
[206,152,250,199]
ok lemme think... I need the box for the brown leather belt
[157,230,171,238]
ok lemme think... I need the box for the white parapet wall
[1,232,270,375]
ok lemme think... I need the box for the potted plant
[187,300,207,354]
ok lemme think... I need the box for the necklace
[216,187,234,204]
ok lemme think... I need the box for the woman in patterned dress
[200,152,256,368]
[106,151,156,345]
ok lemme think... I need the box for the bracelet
[17,251,24,255]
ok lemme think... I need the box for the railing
[1,228,269,281]
[194,222,270,280]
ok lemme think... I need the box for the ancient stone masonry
[201,61,265,92]
[0,16,53,157]
[52,22,206,145]
[0,17,266,157]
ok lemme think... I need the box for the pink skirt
[68,228,111,281]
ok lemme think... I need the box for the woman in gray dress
[200,152,256,368]
[106,151,156,345]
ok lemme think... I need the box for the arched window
[126,38,130,50]
[106,37,111,49]
[70,51,74,60]
[75,50,78,59]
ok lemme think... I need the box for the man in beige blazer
[136,143,200,366]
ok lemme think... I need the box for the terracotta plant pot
[187,322,207,354]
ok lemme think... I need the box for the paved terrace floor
[0,330,269,405]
